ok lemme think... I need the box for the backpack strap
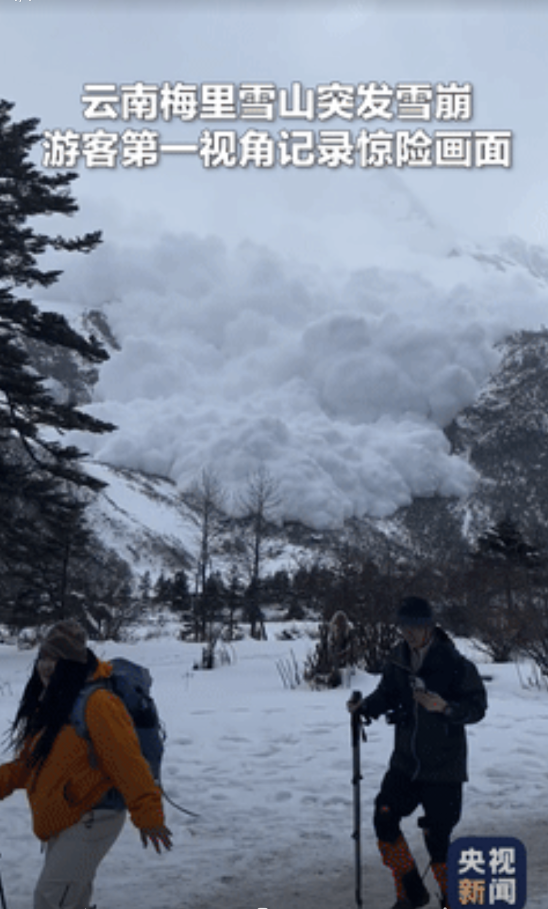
[71,680,110,768]
[71,680,127,810]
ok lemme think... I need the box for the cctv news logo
[448,837,526,908]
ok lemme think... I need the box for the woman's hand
[140,825,173,853]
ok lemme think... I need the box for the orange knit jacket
[0,660,165,841]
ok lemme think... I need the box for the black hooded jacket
[360,627,487,783]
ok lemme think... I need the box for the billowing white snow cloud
[47,232,548,528]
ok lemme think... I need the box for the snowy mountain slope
[448,328,548,545]
[361,326,548,561]
[82,460,330,583]
[83,463,195,576]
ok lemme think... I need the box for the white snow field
[0,624,545,909]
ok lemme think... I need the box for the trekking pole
[349,690,365,908]
[160,784,200,819]
[0,854,8,909]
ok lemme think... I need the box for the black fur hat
[397,596,434,627]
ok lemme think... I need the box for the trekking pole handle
[349,689,363,747]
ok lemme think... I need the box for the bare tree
[238,465,281,638]
[180,467,227,640]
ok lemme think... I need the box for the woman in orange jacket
[0,619,172,909]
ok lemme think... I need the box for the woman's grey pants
[34,808,126,909]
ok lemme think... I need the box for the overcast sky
[4,2,548,271]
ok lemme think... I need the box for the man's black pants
[374,767,462,863]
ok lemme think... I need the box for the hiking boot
[390,867,430,908]
[391,894,430,908]
[391,894,430,909]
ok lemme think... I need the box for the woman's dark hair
[9,648,98,772]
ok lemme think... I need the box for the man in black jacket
[349,596,487,909]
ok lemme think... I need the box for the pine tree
[153,572,172,606]
[0,99,115,608]
[476,515,538,566]
[138,570,152,605]
[171,569,191,614]
[470,516,538,662]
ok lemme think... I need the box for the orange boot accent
[378,835,416,900]
[431,862,450,908]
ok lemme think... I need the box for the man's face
[400,624,432,650]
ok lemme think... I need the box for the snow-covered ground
[0,623,545,909]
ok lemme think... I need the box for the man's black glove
[386,703,411,726]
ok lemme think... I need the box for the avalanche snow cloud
[51,233,548,528]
